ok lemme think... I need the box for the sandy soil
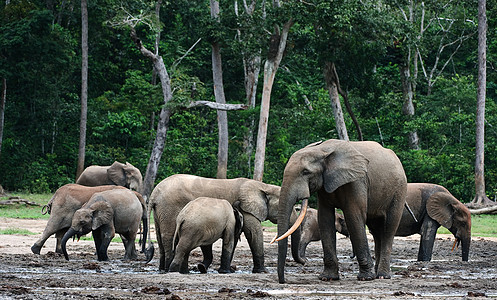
[0,217,496,299]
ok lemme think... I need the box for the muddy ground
[0,217,496,299]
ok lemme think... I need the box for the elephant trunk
[61,228,77,261]
[276,190,308,284]
[461,237,470,261]
[289,209,305,264]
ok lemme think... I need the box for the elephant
[76,161,143,193]
[169,197,244,274]
[147,174,304,273]
[298,208,349,262]
[61,188,148,261]
[298,183,472,262]
[31,184,127,255]
[396,183,471,261]
[275,139,407,283]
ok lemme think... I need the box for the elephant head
[275,140,368,282]
[61,201,114,260]
[108,162,143,193]
[238,180,305,264]
[426,192,471,261]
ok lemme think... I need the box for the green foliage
[0,228,36,235]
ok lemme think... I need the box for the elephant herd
[32,139,472,284]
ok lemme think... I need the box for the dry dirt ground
[0,217,496,299]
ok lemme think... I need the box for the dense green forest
[0,0,495,204]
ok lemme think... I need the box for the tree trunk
[130,28,174,201]
[0,78,6,159]
[324,62,349,141]
[243,54,261,178]
[210,0,228,179]
[253,20,293,181]
[472,0,493,206]
[400,56,420,150]
[76,0,88,180]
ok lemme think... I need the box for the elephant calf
[299,208,349,262]
[76,161,143,192]
[61,189,147,261]
[299,183,472,262]
[169,197,243,274]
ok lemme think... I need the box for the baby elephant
[169,197,244,274]
[61,189,147,261]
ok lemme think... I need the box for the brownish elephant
[396,183,471,261]
[31,184,127,255]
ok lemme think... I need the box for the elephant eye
[302,169,311,176]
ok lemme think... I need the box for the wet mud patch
[1,219,497,299]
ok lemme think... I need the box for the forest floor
[0,217,496,299]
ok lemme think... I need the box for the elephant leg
[54,229,67,254]
[123,232,138,260]
[418,218,440,261]
[96,227,114,261]
[198,245,213,273]
[92,229,104,260]
[340,190,374,281]
[241,213,266,273]
[169,238,192,274]
[219,232,235,274]
[298,240,311,263]
[317,198,340,281]
[31,218,69,254]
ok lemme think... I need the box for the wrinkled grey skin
[148,174,303,273]
[169,197,244,274]
[61,189,147,261]
[31,184,127,255]
[277,140,407,283]
[76,161,143,193]
[299,208,349,262]
[396,183,471,261]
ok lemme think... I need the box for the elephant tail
[41,194,57,215]
[143,194,155,263]
[133,191,148,252]
[172,220,183,254]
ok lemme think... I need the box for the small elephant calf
[169,197,244,274]
[61,189,147,261]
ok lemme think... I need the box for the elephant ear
[426,192,456,229]
[90,201,114,231]
[323,141,369,194]
[107,161,126,186]
[238,181,269,222]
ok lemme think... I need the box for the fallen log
[0,197,40,206]
[468,205,497,215]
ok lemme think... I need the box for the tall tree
[0,78,5,158]
[324,61,349,141]
[210,0,228,179]
[253,7,293,181]
[471,0,493,206]
[76,0,88,180]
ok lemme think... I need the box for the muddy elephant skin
[31,184,127,255]
[61,189,148,261]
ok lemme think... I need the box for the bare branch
[172,38,202,69]
[187,101,247,111]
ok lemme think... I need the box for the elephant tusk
[451,238,460,252]
[270,198,308,244]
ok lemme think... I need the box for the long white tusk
[270,198,308,244]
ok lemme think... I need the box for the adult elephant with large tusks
[148,174,304,273]
[274,139,407,283]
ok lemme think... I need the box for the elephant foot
[218,267,231,274]
[97,255,109,261]
[357,271,375,281]
[251,266,268,273]
[197,263,207,274]
[376,272,391,279]
[318,271,340,281]
[31,245,41,255]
